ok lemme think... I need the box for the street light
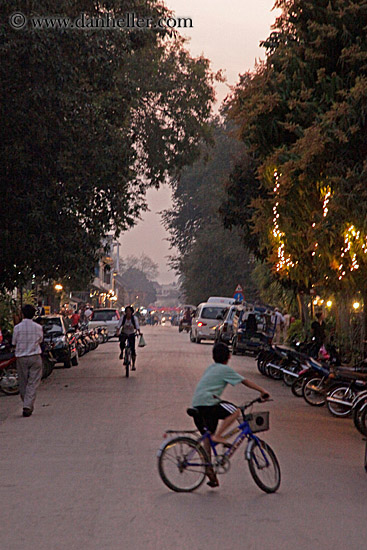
[353,302,360,310]
[326,300,333,308]
[54,284,63,291]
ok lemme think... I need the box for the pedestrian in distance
[70,309,80,330]
[311,311,326,350]
[35,300,45,316]
[84,304,93,322]
[12,304,44,417]
[282,310,291,343]
[272,308,285,344]
[191,342,270,487]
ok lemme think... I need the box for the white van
[207,296,235,306]
[190,302,229,344]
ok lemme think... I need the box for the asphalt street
[1,326,366,550]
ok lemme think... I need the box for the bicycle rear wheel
[158,436,208,492]
[247,438,281,493]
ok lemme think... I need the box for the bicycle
[157,397,281,494]
[119,331,140,377]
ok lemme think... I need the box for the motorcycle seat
[334,368,367,380]
[0,353,15,362]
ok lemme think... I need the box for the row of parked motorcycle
[256,341,367,438]
[0,323,109,397]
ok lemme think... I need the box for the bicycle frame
[184,417,270,470]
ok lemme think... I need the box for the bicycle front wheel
[247,438,281,493]
[124,348,131,377]
[158,436,209,492]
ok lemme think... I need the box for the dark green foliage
[0,0,215,291]
[224,0,367,293]
[163,123,259,304]
[121,266,157,306]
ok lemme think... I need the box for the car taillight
[197,322,207,327]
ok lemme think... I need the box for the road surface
[1,326,366,550]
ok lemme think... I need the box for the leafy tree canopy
[0,0,216,291]
[163,122,259,304]
[224,0,367,294]
[123,253,159,281]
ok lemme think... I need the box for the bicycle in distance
[157,397,281,494]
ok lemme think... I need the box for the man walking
[12,304,44,417]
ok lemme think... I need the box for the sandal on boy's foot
[206,470,219,488]
[23,408,32,417]
[119,353,123,360]
[207,476,219,488]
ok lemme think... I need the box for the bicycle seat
[186,407,200,419]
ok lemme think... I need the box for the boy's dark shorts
[194,402,238,434]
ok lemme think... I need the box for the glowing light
[353,302,360,310]
[54,284,63,291]
[272,170,295,272]
[326,300,332,308]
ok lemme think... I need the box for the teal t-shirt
[192,362,244,407]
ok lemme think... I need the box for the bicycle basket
[245,411,269,433]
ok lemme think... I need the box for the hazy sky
[120,1,278,284]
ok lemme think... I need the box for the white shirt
[84,308,93,320]
[117,315,140,335]
[12,319,43,357]
[274,311,285,327]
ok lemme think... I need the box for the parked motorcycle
[41,342,57,379]
[0,345,19,395]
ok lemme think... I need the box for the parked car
[88,308,120,338]
[231,309,272,355]
[35,315,78,368]
[190,303,228,344]
[214,305,239,344]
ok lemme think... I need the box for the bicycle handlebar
[212,395,273,409]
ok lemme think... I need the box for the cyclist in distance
[117,306,141,370]
[192,342,270,486]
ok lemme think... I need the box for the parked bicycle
[157,397,281,494]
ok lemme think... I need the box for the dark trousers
[119,333,136,358]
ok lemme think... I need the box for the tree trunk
[297,292,309,326]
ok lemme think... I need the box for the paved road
[1,326,366,550]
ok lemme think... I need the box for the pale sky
[120,1,279,284]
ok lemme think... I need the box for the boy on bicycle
[192,342,270,487]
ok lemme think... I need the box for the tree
[124,254,159,281]
[163,122,259,304]
[0,0,216,291]
[223,0,367,329]
[121,266,157,306]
